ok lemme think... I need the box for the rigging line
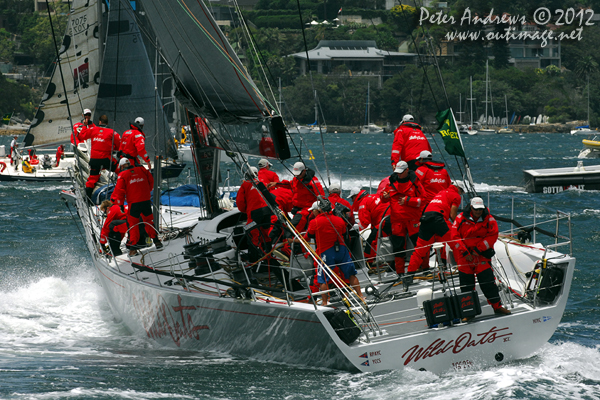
[294,0,331,185]
[45,0,76,143]
[425,35,450,109]
[111,1,122,126]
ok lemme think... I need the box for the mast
[504,94,509,127]
[587,74,590,125]
[484,60,489,127]
[469,76,475,128]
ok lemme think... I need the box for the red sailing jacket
[236,180,267,220]
[351,189,370,215]
[358,194,391,231]
[78,124,121,159]
[271,186,293,214]
[290,169,325,210]
[258,168,280,187]
[424,185,462,220]
[111,165,154,205]
[415,161,451,203]
[380,172,425,224]
[120,124,150,163]
[451,208,498,258]
[100,204,128,244]
[72,121,95,145]
[306,212,347,254]
[391,122,432,165]
[328,192,354,224]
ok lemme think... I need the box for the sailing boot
[85,187,94,205]
[403,271,414,292]
[153,237,164,250]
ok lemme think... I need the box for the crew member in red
[380,161,425,275]
[347,186,370,216]
[391,114,432,171]
[72,109,95,147]
[78,114,121,201]
[99,199,128,257]
[119,117,151,169]
[303,200,363,306]
[55,145,65,167]
[287,161,325,214]
[328,183,354,224]
[110,158,163,256]
[236,166,272,255]
[359,192,392,262]
[451,197,511,318]
[257,158,279,188]
[406,180,465,279]
[415,150,451,204]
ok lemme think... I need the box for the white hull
[0,153,78,182]
[361,124,383,134]
[478,128,497,135]
[571,128,595,135]
[67,177,576,373]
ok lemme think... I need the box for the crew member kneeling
[111,158,163,256]
[99,200,128,256]
[303,200,363,306]
[451,197,511,319]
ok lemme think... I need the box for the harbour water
[1,132,599,399]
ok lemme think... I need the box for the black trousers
[459,268,501,305]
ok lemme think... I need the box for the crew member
[348,186,370,216]
[359,192,391,262]
[99,199,128,256]
[110,158,162,256]
[391,114,432,171]
[380,161,425,275]
[415,150,451,204]
[78,114,121,201]
[72,109,95,147]
[328,183,354,224]
[42,154,53,169]
[257,158,279,188]
[21,157,34,173]
[55,145,65,167]
[286,162,325,213]
[303,200,363,306]
[236,166,272,257]
[10,135,19,167]
[405,180,465,280]
[451,197,511,318]
[119,117,151,169]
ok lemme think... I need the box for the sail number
[71,15,88,35]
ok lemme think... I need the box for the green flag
[436,108,465,158]
[2,113,11,124]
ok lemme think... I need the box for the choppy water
[1,133,599,399]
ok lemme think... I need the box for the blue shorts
[317,245,357,284]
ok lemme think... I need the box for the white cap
[402,114,414,122]
[134,117,144,126]
[119,158,130,167]
[292,162,305,176]
[308,201,321,211]
[258,158,272,169]
[453,180,467,192]
[419,150,432,160]
[329,182,341,193]
[83,108,92,115]
[471,197,485,209]
[394,161,409,174]
[348,186,361,199]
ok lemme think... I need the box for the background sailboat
[361,82,382,134]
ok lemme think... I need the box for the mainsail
[25,0,101,148]
[94,0,177,159]
[138,0,289,159]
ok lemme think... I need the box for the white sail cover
[25,0,101,147]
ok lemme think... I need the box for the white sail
[25,0,100,147]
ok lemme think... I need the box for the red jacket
[258,168,280,187]
[328,192,354,224]
[111,165,154,205]
[415,161,451,203]
[236,180,267,220]
[451,208,498,259]
[120,124,150,163]
[391,122,431,166]
[79,124,121,159]
[351,189,370,214]
[72,121,95,145]
[271,186,293,214]
[290,169,324,210]
[425,185,462,220]
[358,194,391,231]
[100,204,128,244]
[380,172,425,223]
[306,212,347,254]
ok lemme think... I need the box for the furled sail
[139,0,290,160]
[94,0,177,159]
[25,0,101,148]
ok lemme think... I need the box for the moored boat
[523,161,600,193]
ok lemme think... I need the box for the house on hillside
[287,40,417,86]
